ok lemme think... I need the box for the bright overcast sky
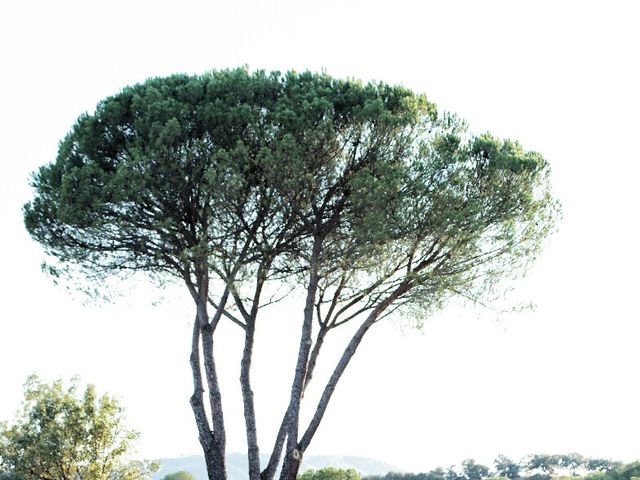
[1,0,638,474]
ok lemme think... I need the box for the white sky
[1,0,639,474]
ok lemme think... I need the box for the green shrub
[163,471,196,480]
[299,467,362,480]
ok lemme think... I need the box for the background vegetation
[363,455,638,480]
[0,376,156,480]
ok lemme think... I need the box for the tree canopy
[24,68,559,480]
[0,375,156,480]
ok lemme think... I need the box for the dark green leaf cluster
[587,462,640,480]
[24,69,435,289]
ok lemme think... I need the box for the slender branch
[208,296,247,330]
[331,304,375,328]
[259,283,297,310]
[261,410,288,480]
[303,324,328,392]
[321,273,347,326]
[327,270,401,328]
[298,280,412,452]
[315,283,328,326]
[230,288,251,322]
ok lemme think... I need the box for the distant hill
[153,453,398,480]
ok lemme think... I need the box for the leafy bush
[299,467,362,480]
[0,375,157,480]
[163,471,196,480]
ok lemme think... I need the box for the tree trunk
[189,316,226,480]
[261,406,288,480]
[262,322,326,480]
[303,325,328,393]
[200,315,227,480]
[184,265,229,480]
[241,318,261,480]
[280,447,303,480]
[298,314,376,453]
[279,238,322,480]
[241,264,269,480]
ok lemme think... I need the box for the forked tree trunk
[187,262,229,480]
[280,283,413,480]
[189,317,227,480]
[300,284,412,454]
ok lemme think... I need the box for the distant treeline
[363,455,640,480]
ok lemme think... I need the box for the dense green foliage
[592,462,640,480]
[24,69,430,284]
[24,68,557,318]
[0,376,156,480]
[299,468,361,480]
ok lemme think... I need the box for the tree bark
[199,301,228,480]
[303,324,328,393]
[189,316,220,480]
[240,263,270,480]
[278,238,322,480]
[241,317,260,480]
[186,260,229,480]
[280,445,303,480]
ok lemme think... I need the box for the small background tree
[462,460,490,480]
[299,467,362,480]
[162,472,196,480]
[0,375,157,480]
